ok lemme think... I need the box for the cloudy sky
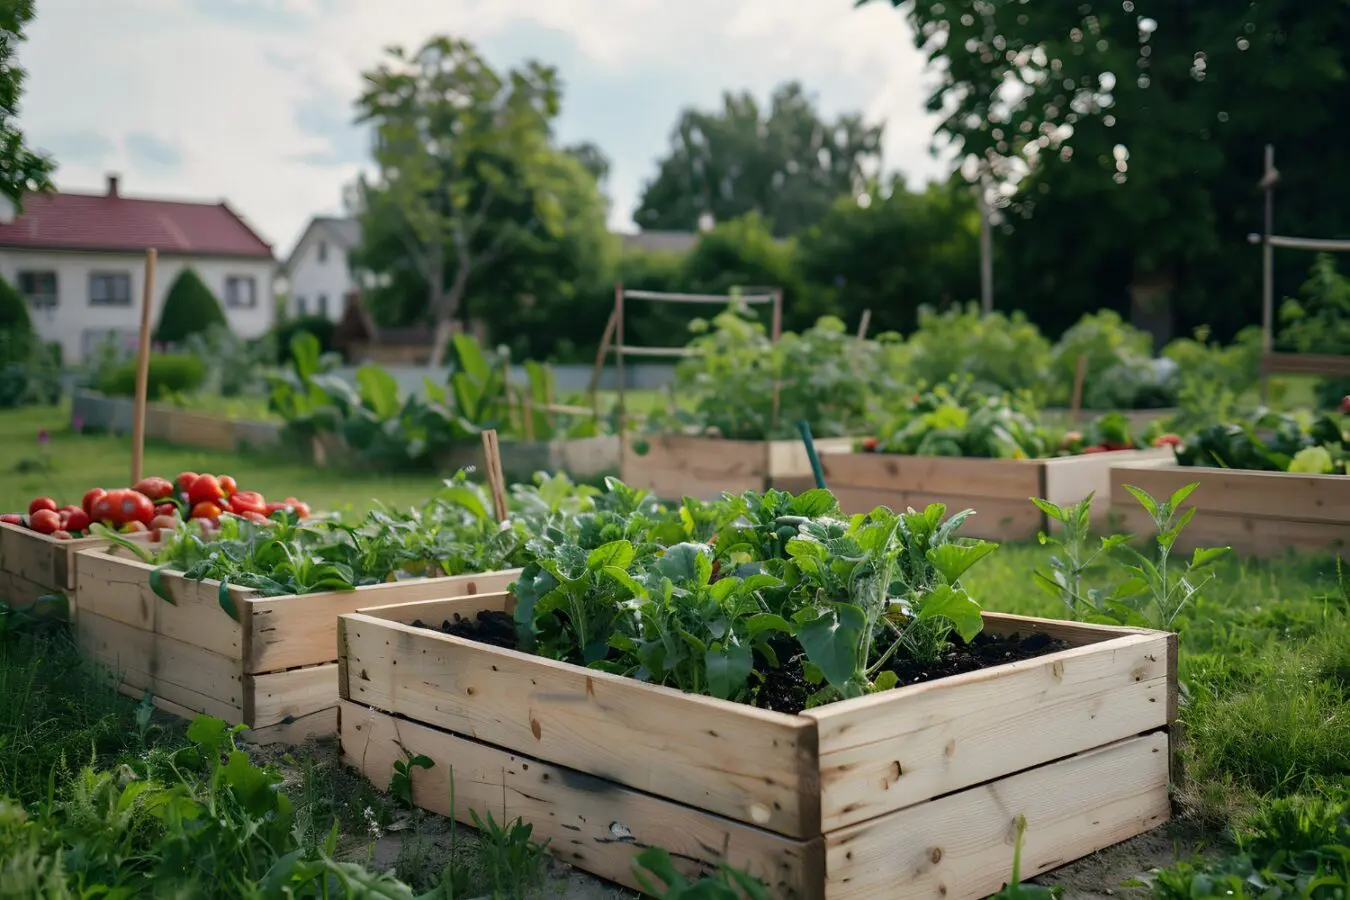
[19,0,949,260]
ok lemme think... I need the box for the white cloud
[18,0,947,258]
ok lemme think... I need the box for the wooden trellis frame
[591,284,784,473]
[1250,144,1350,401]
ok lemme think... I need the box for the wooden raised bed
[0,522,150,613]
[1109,462,1350,557]
[817,449,1175,541]
[338,592,1176,900]
[73,546,519,744]
[621,433,858,500]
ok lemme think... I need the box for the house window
[225,276,257,309]
[318,241,328,263]
[296,295,307,316]
[89,272,132,306]
[317,294,328,317]
[18,271,58,310]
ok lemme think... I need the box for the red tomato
[29,497,57,516]
[264,502,288,516]
[121,520,149,533]
[105,489,154,526]
[229,491,267,516]
[60,504,82,516]
[1080,445,1108,454]
[191,501,223,522]
[284,497,311,519]
[0,514,23,526]
[219,475,238,497]
[132,477,174,501]
[64,509,91,533]
[188,474,224,506]
[50,530,72,541]
[82,488,107,516]
[91,493,116,525]
[155,502,177,517]
[1152,433,1182,448]
[860,436,879,452]
[175,472,199,494]
[30,509,61,535]
[241,510,272,525]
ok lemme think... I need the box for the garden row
[0,457,1236,898]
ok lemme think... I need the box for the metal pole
[978,176,993,314]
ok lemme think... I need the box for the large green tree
[634,82,884,237]
[0,0,53,208]
[868,0,1350,343]
[354,36,564,367]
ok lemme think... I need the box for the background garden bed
[73,546,519,744]
[338,592,1176,899]
[71,389,282,452]
[620,433,858,500]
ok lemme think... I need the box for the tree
[155,268,227,343]
[868,0,1350,343]
[564,142,610,188]
[354,36,565,367]
[0,1,54,208]
[634,82,884,238]
[795,175,981,336]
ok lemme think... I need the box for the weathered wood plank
[805,633,1171,830]
[823,732,1171,900]
[243,663,340,729]
[1113,505,1350,557]
[339,612,820,838]
[1111,464,1350,525]
[819,454,1042,500]
[340,701,825,900]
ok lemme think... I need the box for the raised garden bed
[621,433,859,500]
[338,591,1176,899]
[73,546,519,744]
[0,521,150,611]
[1109,462,1350,557]
[817,449,1175,541]
[72,389,283,452]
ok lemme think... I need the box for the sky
[18,0,949,261]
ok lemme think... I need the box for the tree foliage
[0,0,54,208]
[634,82,883,237]
[155,268,227,344]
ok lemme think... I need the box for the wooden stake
[130,248,157,485]
[480,429,508,522]
[1069,353,1087,424]
[522,392,535,442]
[769,288,784,436]
[855,309,872,342]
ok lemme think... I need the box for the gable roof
[285,215,362,271]
[0,177,274,259]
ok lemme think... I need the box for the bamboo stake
[480,429,508,522]
[855,309,872,342]
[130,248,157,484]
[1069,353,1087,424]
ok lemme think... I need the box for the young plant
[631,846,771,900]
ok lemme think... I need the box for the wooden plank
[0,522,143,592]
[75,549,246,661]
[244,663,340,729]
[340,701,824,900]
[1110,464,1350,525]
[980,611,1156,644]
[827,487,1042,542]
[823,732,1170,900]
[805,633,1170,830]
[338,612,820,838]
[244,568,521,673]
[767,437,858,479]
[126,688,338,744]
[620,433,769,499]
[164,409,238,450]
[1112,505,1350,557]
[1042,449,1174,528]
[1261,352,1350,377]
[820,454,1042,501]
[82,610,244,720]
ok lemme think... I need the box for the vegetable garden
[1,300,1348,899]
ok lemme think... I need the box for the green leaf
[449,331,492,384]
[658,543,710,583]
[918,585,984,642]
[1167,482,1200,512]
[705,643,753,700]
[1030,497,1069,523]
[789,489,839,517]
[871,670,899,692]
[218,579,241,622]
[746,613,792,639]
[1122,484,1160,518]
[437,484,489,522]
[925,542,999,584]
[600,565,646,599]
[148,566,177,605]
[587,540,635,571]
[796,603,866,691]
[355,364,401,419]
[1190,546,1230,569]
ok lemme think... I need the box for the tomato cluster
[1,472,311,541]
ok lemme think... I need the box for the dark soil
[415,612,1067,715]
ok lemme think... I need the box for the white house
[0,174,277,363]
[284,216,361,321]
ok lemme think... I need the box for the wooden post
[1259,144,1276,405]
[770,288,784,436]
[978,175,994,314]
[588,307,618,397]
[480,429,508,522]
[855,309,872,342]
[130,248,157,484]
[1069,353,1087,424]
[615,283,627,457]
[522,392,535,443]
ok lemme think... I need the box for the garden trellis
[1250,144,1350,401]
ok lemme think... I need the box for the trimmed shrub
[155,269,227,344]
[0,274,34,356]
[98,353,205,399]
[273,315,336,364]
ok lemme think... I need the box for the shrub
[1050,310,1170,409]
[155,268,228,344]
[903,302,1052,397]
[98,353,205,399]
[0,273,34,357]
[273,315,336,364]
[1278,253,1350,354]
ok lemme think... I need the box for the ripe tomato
[30,509,61,535]
[64,509,91,533]
[121,520,149,533]
[860,436,879,452]
[188,474,224,506]
[240,510,272,525]
[0,514,23,526]
[91,493,116,525]
[132,477,174,501]
[228,491,267,516]
[175,472,199,494]
[150,513,179,532]
[1152,433,1182,448]
[155,502,178,517]
[29,497,57,516]
[284,497,311,519]
[82,488,107,516]
[104,489,155,526]
[191,501,223,522]
[219,475,238,497]
[50,530,72,541]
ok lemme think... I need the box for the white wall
[0,249,277,362]
[287,225,355,322]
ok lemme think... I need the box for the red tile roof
[0,179,274,259]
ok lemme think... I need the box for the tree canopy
[0,0,54,208]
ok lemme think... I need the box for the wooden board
[819,454,1042,501]
[127,687,338,746]
[340,701,824,900]
[243,663,340,729]
[822,732,1170,900]
[163,408,239,451]
[1042,449,1174,528]
[339,611,820,838]
[1,521,150,596]
[622,434,859,500]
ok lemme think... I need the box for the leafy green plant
[1050,310,1173,410]
[1176,409,1348,474]
[903,302,1053,399]
[98,353,206,400]
[391,753,434,807]
[869,378,1055,459]
[988,815,1062,899]
[631,846,771,900]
